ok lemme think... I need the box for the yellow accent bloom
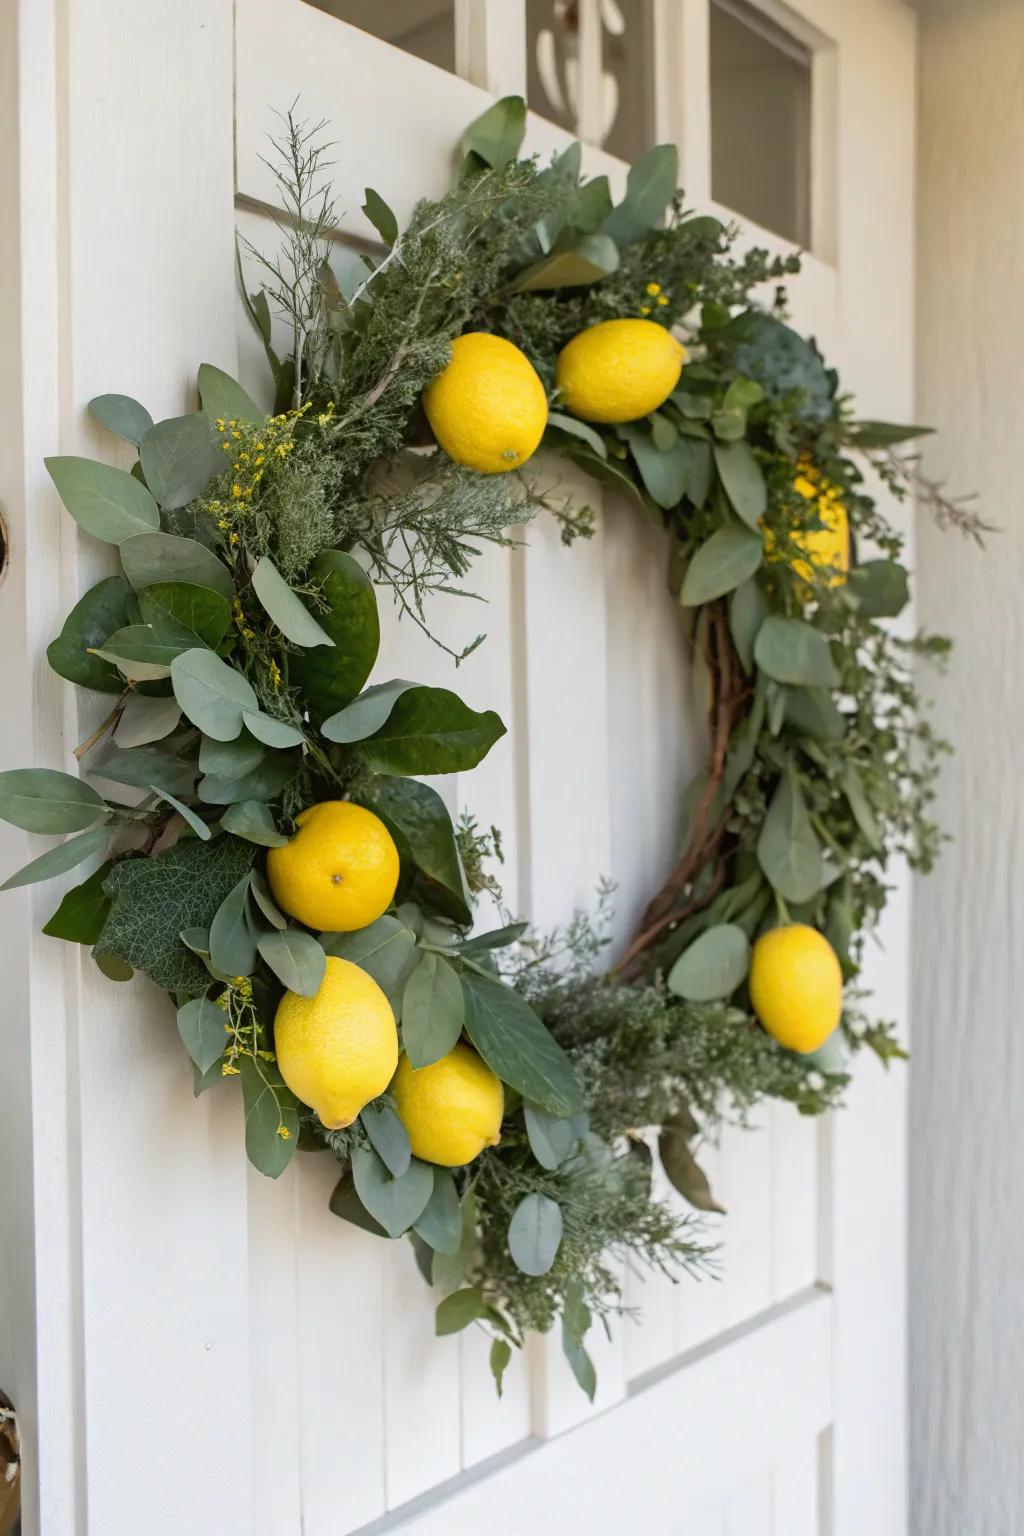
[645,282,662,296]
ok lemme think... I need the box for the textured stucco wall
[913,3,1024,1532]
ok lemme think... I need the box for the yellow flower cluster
[209,403,323,539]
[639,280,670,318]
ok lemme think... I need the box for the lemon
[749,923,843,1054]
[275,956,398,1129]
[266,801,399,933]
[788,466,850,587]
[423,332,548,474]
[556,318,686,424]
[391,1044,504,1167]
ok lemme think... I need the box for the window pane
[527,0,656,161]
[710,0,812,247]
[304,0,456,75]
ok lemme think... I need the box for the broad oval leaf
[47,575,134,693]
[507,1193,563,1276]
[754,616,840,688]
[625,428,689,510]
[220,799,289,847]
[461,972,582,1117]
[359,687,507,776]
[88,393,154,446]
[240,1056,299,1179]
[712,440,767,529]
[461,94,526,169]
[256,928,326,996]
[92,745,194,798]
[413,1167,462,1255]
[197,362,264,425]
[351,1144,433,1237]
[198,732,263,779]
[435,1285,489,1336]
[667,923,750,1002]
[601,142,678,244]
[138,582,232,651]
[139,413,225,510]
[0,769,108,834]
[290,550,380,720]
[114,692,182,748]
[241,710,304,749]
[321,915,417,998]
[176,996,227,1074]
[359,776,471,925]
[1,824,109,891]
[171,648,258,740]
[681,523,763,606]
[45,456,160,542]
[120,531,234,600]
[42,861,112,944]
[208,874,256,976]
[196,754,297,806]
[401,951,465,1068]
[847,559,910,619]
[251,555,335,648]
[91,624,177,681]
[524,1101,582,1171]
[757,766,823,902]
[321,679,417,744]
[361,1102,411,1178]
[784,686,846,741]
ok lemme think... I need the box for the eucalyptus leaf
[754,616,840,688]
[351,1144,433,1237]
[88,393,154,446]
[546,411,607,458]
[198,733,264,779]
[241,710,304,748]
[197,755,296,806]
[681,523,763,606]
[219,799,289,848]
[176,996,227,1074]
[361,1102,411,1178]
[321,915,417,998]
[171,648,258,740]
[667,923,750,1001]
[1,824,109,891]
[114,692,182,748]
[402,950,465,1068]
[507,1193,563,1276]
[92,745,195,799]
[524,1102,580,1171]
[120,531,234,600]
[251,556,335,648]
[320,679,417,744]
[490,1338,512,1398]
[45,456,160,542]
[435,1286,489,1336]
[197,362,264,425]
[137,582,232,651]
[90,624,176,681]
[757,766,823,902]
[659,1126,725,1213]
[461,94,526,170]
[461,972,582,1117]
[208,874,255,976]
[139,413,225,510]
[729,576,767,673]
[601,142,678,244]
[150,787,211,840]
[47,575,134,693]
[713,440,766,529]
[249,865,287,927]
[0,769,109,834]
[847,559,910,619]
[329,1173,389,1238]
[256,929,326,996]
[625,426,689,509]
[785,686,846,741]
[413,1167,462,1254]
[240,1055,299,1179]
[840,762,883,850]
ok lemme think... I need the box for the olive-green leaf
[321,915,417,998]
[784,686,846,741]
[659,1126,725,1213]
[88,393,154,446]
[351,1144,433,1237]
[681,523,763,606]
[461,94,526,169]
[256,928,326,996]
[171,648,258,740]
[139,413,225,510]
[509,235,619,293]
[1,824,109,891]
[176,996,227,1074]
[251,556,335,648]
[601,142,678,244]
[239,1055,299,1179]
[0,769,109,834]
[359,687,506,776]
[197,362,264,426]
[290,550,380,720]
[209,874,255,976]
[667,922,750,1001]
[42,861,112,944]
[361,1102,411,1178]
[402,950,465,1068]
[435,1285,489,1336]
[47,575,134,693]
[754,616,840,688]
[413,1167,462,1254]
[329,1173,389,1237]
[220,799,289,848]
[120,531,234,600]
[713,440,766,529]
[361,187,398,247]
[490,1337,512,1398]
[461,972,582,1116]
[507,1193,563,1276]
[45,456,160,542]
[114,692,182,748]
[320,679,417,745]
[757,766,823,901]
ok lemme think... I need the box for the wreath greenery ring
[0,98,978,1398]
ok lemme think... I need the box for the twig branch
[877,448,997,546]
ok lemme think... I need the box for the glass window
[303,0,457,75]
[710,0,812,247]
[527,0,656,162]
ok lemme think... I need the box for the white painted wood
[724,1469,773,1535]
[772,1439,819,1536]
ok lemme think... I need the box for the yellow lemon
[749,924,843,1055]
[555,318,686,423]
[266,801,399,933]
[391,1044,504,1167]
[789,465,850,587]
[274,956,398,1129]
[423,332,548,474]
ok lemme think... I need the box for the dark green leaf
[249,865,286,928]
[402,951,465,1068]
[508,1193,563,1276]
[351,1144,433,1237]
[88,393,153,445]
[139,413,225,510]
[137,582,232,650]
[120,531,234,600]
[461,95,526,169]
[256,928,325,996]
[198,732,263,779]
[754,616,840,688]
[197,362,264,425]
[728,577,767,673]
[360,776,471,925]
[460,922,528,955]
[329,1173,389,1237]
[413,1167,462,1254]
[490,1338,512,1398]
[94,951,134,982]
[713,441,766,529]
[680,523,763,606]
[1,824,109,891]
[219,800,289,847]
[96,836,254,993]
[290,550,380,721]
[361,1102,411,1178]
[45,456,160,542]
[757,765,823,902]
[461,972,582,1116]
[847,559,910,619]
[667,923,750,1001]
[42,861,112,943]
[251,556,334,647]
[176,996,227,1073]
[239,1055,299,1179]
[362,187,398,246]
[171,648,258,740]
[47,576,134,693]
[0,769,108,834]
[209,874,255,976]
[602,142,678,244]
[359,687,506,776]
[320,679,417,744]
[435,1285,489,1336]
[321,915,417,997]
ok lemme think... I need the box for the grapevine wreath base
[0,98,979,1396]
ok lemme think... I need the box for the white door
[0,2,915,1532]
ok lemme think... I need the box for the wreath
[0,98,981,1398]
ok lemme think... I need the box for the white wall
[913,2,1024,1531]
